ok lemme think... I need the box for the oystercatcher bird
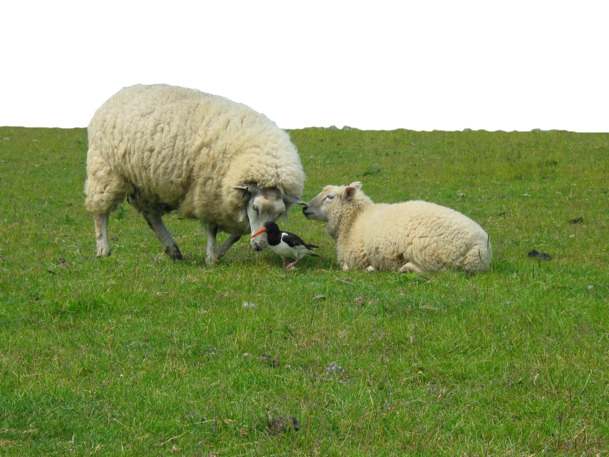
[250,221,319,269]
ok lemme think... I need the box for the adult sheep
[303,181,492,274]
[84,84,305,264]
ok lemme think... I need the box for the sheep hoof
[365,265,376,272]
[165,245,183,260]
[96,244,111,257]
[399,262,422,274]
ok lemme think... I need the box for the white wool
[84,84,305,247]
[305,182,492,274]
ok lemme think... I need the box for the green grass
[1,126,608,456]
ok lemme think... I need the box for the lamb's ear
[343,185,358,201]
[283,195,306,206]
[348,181,363,190]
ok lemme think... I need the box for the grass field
[1,126,608,456]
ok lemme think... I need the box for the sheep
[84,84,305,264]
[303,181,492,274]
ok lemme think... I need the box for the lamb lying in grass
[303,181,492,274]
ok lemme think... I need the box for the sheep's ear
[233,183,259,194]
[348,181,363,190]
[343,186,358,201]
[283,195,306,206]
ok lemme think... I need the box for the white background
[1,0,607,131]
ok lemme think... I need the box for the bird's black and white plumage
[250,221,319,269]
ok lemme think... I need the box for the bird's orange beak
[250,227,266,239]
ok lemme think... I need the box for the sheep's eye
[324,195,335,201]
[252,204,259,212]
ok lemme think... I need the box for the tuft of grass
[1,127,608,456]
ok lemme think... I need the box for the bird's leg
[282,258,288,269]
[286,257,300,270]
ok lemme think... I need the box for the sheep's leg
[143,212,182,260]
[205,223,219,265]
[214,235,241,260]
[94,213,111,257]
[204,222,241,265]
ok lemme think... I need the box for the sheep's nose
[250,238,265,251]
[302,204,309,212]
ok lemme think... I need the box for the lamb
[303,181,492,274]
[84,84,305,264]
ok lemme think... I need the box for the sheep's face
[235,184,305,251]
[302,186,339,222]
[303,181,362,222]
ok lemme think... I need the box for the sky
[1,0,607,132]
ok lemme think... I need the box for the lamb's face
[303,182,363,223]
[302,185,343,222]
